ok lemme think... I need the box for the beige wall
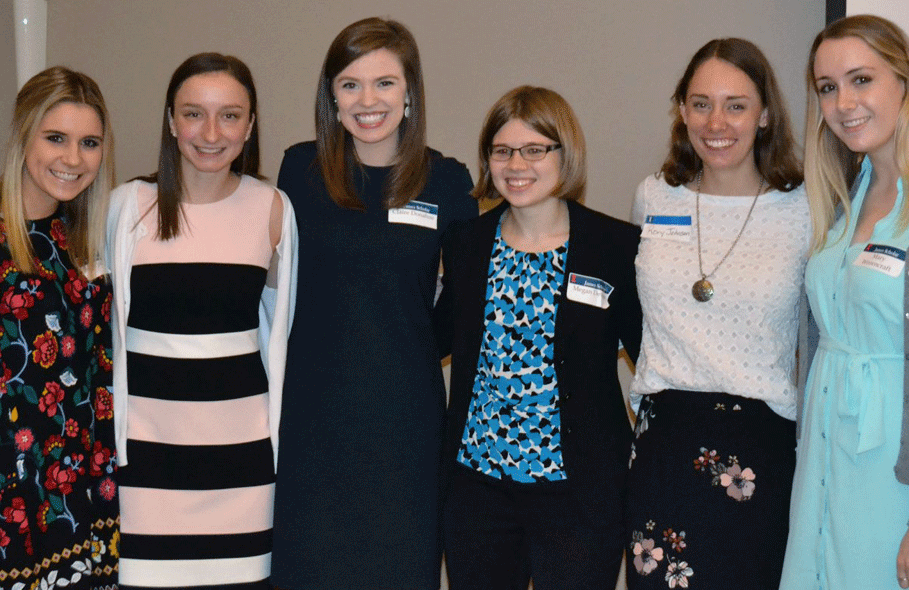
[0,1,16,145]
[44,0,823,222]
[39,2,824,590]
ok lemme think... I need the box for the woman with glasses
[624,38,807,590]
[434,86,643,590]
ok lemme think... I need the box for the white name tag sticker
[388,200,438,229]
[854,244,906,277]
[567,273,613,309]
[641,214,692,242]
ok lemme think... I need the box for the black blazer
[435,199,643,505]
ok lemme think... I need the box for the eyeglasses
[489,143,562,162]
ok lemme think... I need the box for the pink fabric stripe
[127,394,270,445]
[120,484,274,535]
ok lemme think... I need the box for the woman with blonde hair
[780,14,909,589]
[0,66,118,589]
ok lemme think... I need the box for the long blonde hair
[805,14,909,250]
[0,66,114,276]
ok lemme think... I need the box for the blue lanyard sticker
[641,214,692,242]
[388,200,438,229]
[567,273,613,309]
[854,243,906,277]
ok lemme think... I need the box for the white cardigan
[107,179,298,468]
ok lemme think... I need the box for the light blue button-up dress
[781,158,909,589]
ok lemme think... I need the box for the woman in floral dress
[0,67,118,589]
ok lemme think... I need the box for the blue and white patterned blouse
[457,221,568,483]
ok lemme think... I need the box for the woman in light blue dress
[781,14,909,589]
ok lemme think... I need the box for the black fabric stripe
[121,530,271,560]
[127,352,267,401]
[118,439,275,489]
[129,263,266,334]
[121,582,269,590]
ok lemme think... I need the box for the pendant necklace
[692,172,764,302]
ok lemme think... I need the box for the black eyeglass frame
[488,143,562,161]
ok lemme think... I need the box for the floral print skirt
[625,391,795,589]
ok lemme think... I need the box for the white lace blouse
[630,174,811,419]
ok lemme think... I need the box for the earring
[334,98,341,122]
[404,98,411,118]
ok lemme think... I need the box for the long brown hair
[316,17,428,210]
[1,66,113,275]
[142,53,261,240]
[660,38,802,192]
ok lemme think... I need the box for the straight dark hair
[316,17,428,210]
[141,52,261,239]
[661,38,803,192]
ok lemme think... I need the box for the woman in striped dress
[108,53,297,589]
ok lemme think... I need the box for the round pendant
[692,278,714,302]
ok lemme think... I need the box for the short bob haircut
[1,66,114,276]
[805,14,909,250]
[473,86,585,202]
[661,38,803,193]
[316,17,427,210]
[145,52,261,240]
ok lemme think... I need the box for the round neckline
[182,174,246,207]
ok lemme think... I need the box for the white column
[14,0,48,89]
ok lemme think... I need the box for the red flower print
[36,501,51,532]
[0,259,15,280]
[101,291,112,322]
[43,434,65,456]
[45,462,78,495]
[50,218,68,250]
[0,362,11,396]
[98,477,116,501]
[36,260,56,280]
[60,335,76,358]
[97,346,112,372]
[14,428,34,452]
[0,286,36,320]
[65,419,79,438]
[31,331,58,369]
[37,382,65,417]
[0,527,9,547]
[3,497,28,532]
[89,441,112,477]
[81,428,91,450]
[79,303,93,328]
[64,269,89,304]
[95,387,113,420]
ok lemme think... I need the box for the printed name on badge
[567,273,613,309]
[641,214,692,242]
[388,200,438,229]
[854,244,906,277]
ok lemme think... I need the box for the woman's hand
[898,528,909,588]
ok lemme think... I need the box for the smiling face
[22,102,104,219]
[332,48,407,166]
[169,71,253,176]
[489,118,562,211]
[681,58,768,178]
[813,36,907,162]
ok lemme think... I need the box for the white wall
[848,0,909,34]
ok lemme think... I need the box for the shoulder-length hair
[805,14,909,250]
[473,86,585,202]
[316,17,428,210]
[661,38,803,192]
[145,52,261,240]
[1,66,114,276]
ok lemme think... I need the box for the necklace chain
[695,172,764,282]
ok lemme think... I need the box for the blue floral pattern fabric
[0,214,118,590]
[457,222,567,483]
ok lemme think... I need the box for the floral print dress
[0,214,118,590]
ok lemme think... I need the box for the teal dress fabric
[781,158,909,589]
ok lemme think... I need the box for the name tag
[388,200,438,229]
[567,273,613,309]
[854,244,906,277]
[641,214,692,242]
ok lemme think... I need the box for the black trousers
[443,467,622,590]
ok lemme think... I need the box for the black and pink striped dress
[117,176,275,590]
